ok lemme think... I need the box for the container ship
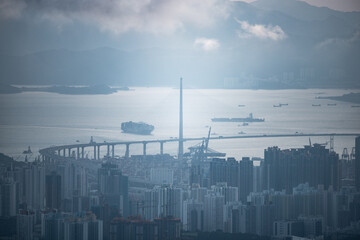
[211,113,265,122]
[121,121,154,135]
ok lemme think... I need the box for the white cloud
[236,19,287,41]
[316,31,360,49]
[0,0,26,19]
[0,0,229,35]
[194,38,220,51]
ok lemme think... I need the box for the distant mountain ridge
[252,0,360,23]
[0,0,359,89]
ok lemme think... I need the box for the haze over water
[0,87,359,161]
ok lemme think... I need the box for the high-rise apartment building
[45,172,62,210]
[355,136,360,191]
[98,163,129,217]
[263,144,339,193]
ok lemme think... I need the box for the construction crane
[186,127,225,160]
[309,138,328,147]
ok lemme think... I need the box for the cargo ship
[211,113,264,122]
[273,103,288,107]
[121,121,154,135]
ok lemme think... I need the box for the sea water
[0,88,359,161]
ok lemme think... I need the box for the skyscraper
[263,144,339,193]
[204,191,224,232]
[239,157,254,203]
[97,163,129,217]
[0,181,17,217]
[45,172,62,210]
[17,210,35,240]
[154,216,181,240]
[42,212,66,240]
[22,163,45,210]
[110,216,158,240]
[209,158,227,186]
[144,186,183,221]
[43,212,103,240]
[210,158,239,187]
[182,199,203,232]
[356,136,360,191]
[64,214,103,240]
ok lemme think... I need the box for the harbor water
[0,88,359,161]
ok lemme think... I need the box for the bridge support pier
[77,147,80,159]
[93,146,96,160]
[82,147,85,159]
[107,145,110,157]
[125,144,130,159]
[63,149,66,157]
[68,148,71,157]
[112,145,115,158]
[143,142,147,160]
[97,146,100,160]
[57,150,60,156]
[160,142,164,155]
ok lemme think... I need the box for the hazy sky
[1,0,358,41]
[0,0,229,54]
[0,0,358,55]
[1,0,359,88]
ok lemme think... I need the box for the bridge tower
[178,77,183,161]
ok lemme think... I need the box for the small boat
[312,104,321,107]
[351,105,360,108]
[327,103,336,106]
[273,104,281,107]
[238,131,246,134]
[238,104,245,107]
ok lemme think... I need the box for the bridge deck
[39,133,360,155]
